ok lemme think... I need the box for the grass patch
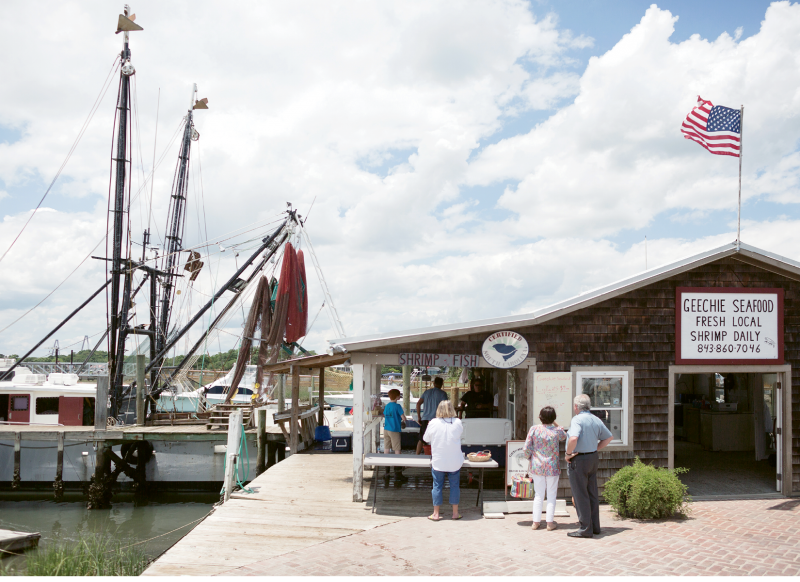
[1,533,150,576]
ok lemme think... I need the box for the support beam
[352,364,365,502]
[256,409,267,475]
[290,366,300,454]
[136,354,146,426]
[318,367,325,426]
[402,365,411,416]
[277,375,285,413]
[496,369,508,420]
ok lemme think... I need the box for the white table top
[364,453,498,469]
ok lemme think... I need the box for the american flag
[681,96,741,157]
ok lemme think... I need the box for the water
[0,492,216,572]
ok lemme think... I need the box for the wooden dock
[144,452,507,576]
[0,529,41,555]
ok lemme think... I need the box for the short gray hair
[574,394,591,412]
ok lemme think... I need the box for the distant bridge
[20,361,137,379]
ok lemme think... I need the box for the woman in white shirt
[423,400,464,521]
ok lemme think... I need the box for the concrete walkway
[222,498,800,576]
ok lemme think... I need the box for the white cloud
[0,1,799,357]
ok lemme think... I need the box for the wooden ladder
[206,403,254,430]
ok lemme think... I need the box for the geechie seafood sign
[676,287,784,364]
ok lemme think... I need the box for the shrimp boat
[1,5,347,427]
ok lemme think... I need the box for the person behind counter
[416,377,450,455]
[458,377,493,419]
[382,388,408,483]
[523,406,567,531]
[423,400,464,521]
[565,394,613,539]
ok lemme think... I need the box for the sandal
[452,514,463,520]
[428,514,441,521]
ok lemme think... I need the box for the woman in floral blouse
[523,406,567,531]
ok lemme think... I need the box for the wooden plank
[145,453,410,576]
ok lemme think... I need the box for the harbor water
[0,492,216,572]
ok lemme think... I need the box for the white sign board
[533,372,573,428]
[398,353,480,367]
[677,288,783,364]
[482,331,529,369]
[505,440,528,486]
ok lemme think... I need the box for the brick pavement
[222,498,800,576]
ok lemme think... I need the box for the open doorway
[672,372,779,496]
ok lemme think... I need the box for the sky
[1,0,799,359]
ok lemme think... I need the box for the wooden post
[54,431,65,499]
[12,432,21,490]
[290,366,300,454]
[136,354,146,426]
[352,363,366,502]
[318,367,325,426]
[374,365,382,453]
[223,409,243,502]
[402,365,411,415]
[277,374,285,413]
[256,409,267,475]
[94,374,109,430]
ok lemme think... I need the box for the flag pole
[737,105,744,250]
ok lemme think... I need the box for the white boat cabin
[0,363,96,426]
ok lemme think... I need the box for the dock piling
[136,354,146,426]
[256,408,267,475]
[223,409,243,502]
[95,374,109,429]
[54,432,64,500]
[12,432,21,490]
[318,368,325,426]
[290,366,300,454]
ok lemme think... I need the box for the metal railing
[19,361,138,379]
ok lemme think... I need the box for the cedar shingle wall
[361,257,800,492]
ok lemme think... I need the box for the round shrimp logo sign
[482,331,529,368]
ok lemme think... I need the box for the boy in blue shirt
[383,389,408,483]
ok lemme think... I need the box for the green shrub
[18,534,150,576]
[603,457,690,519]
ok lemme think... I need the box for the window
[573,368,632,449]
[11,395,29,411]
[36,397,60,415]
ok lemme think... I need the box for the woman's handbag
[510,474,535,498]
[467,450,492,462]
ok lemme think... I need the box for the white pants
[532,474,559,523]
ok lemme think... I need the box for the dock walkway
[144,452,506,576]
[143,453,397,576]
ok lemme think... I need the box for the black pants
[568,452,600,537]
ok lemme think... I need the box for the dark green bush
[603,457,690,519]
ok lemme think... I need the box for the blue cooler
[331,431,353,453]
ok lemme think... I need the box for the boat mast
[153,85,204,391]
[107,4,139,418]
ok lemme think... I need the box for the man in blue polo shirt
[415,377,449,455]
[565,394,613,538]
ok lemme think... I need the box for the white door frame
[668,364,792,496]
